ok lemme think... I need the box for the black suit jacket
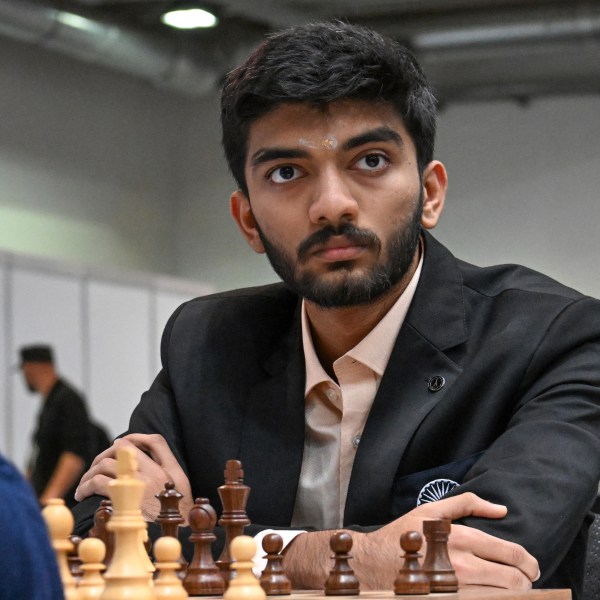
[74,232,600,597]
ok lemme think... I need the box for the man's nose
[308,171,359,226]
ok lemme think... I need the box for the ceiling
[1,0,600,104]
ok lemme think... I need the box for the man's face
[235,100,429,308]
[21,363,37,393]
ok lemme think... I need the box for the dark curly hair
[220,21,437,195]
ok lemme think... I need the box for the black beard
[255,193,423,308]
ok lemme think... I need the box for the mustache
[297,223,381,262]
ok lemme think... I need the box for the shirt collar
[302,249,424,395]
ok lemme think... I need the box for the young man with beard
[73,21,600,598]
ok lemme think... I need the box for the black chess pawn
[260,533,292,595]
[88,499,114,566]
[183,497,226,596]
[393,531,430,595]
[67,535,83,581]
[324,532,360,596]
[422,519,458,592]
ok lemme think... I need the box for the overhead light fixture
[161,7,218,30]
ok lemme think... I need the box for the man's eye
[355,154,389,171]
[268,166,301,183]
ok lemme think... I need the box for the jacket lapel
[345,232,468,524]
[239,303,306,526]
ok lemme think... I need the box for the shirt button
[352,435,361,448]
[326,388,337,401]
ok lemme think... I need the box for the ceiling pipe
[0,0,220,96]
[0,0,599,101]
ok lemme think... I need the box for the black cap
[19,345,54,365]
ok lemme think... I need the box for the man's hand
[75,433,193,523]
[39,451,85,505]
[284,492,539,591]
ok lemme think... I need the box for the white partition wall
[0,251,213,471]
[8,266,84,471]
[0,261,7,455]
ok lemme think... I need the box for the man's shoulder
[458,258,588,305]
[164,282,300,342]
[179,282,298,317]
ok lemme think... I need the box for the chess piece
[216,459,251,581]
[260,533,291,595]
[69,534,84,580]
[42,498,82,600]
[154,536,189,599]
[422,519,458,593]
[183,497,226,596]
[393,531,430,595]
[78,537,107,599]
[100,446,154,600]
[156,480,187,576]
[324,532,360,596]
[89,499,114,566]
[224,536,266,600]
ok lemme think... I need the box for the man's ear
[230,190,266,254]
[420,160,447,230]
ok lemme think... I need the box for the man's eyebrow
[342,127,404,151]
[250,148,310,168]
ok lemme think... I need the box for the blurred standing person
[19,344,91,508]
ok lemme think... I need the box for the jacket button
[428,375,445,392]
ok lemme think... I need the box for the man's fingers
[451,525,539,583]
[453,552,533,590]
[120,433,180,470]
[74,473,113,501]
[120,433,189,489]
[415,492,508,521]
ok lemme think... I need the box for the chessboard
[41,449,572,600]
[282,590,571,600]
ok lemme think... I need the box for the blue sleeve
[0,454,65,600]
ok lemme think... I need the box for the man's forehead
[245,100,408,153]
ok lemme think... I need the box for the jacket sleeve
[450,296,600,588]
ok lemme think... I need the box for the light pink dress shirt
[291,256,424,529]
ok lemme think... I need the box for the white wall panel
[8,267,83,470]
[0,262,7,456]
[87,281,153,440]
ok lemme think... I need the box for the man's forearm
[282,527,410,590]
[282,494,539,591]
[39,451,85,504]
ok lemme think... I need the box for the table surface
[284,588,571,600]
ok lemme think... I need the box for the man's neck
[38,374,59,399]
[304,248,421,376]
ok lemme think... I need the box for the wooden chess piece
[183,497,226,596]
[156,481,187,576]
[42,498,82,600]
[154,536,189,599]
[393,531,430,595]
[324,532,360,596]
[89,499,114,566]
[216,459,251,582]
[100,446,154,600]
[224,536,266,600]
[69,534,84,581]
[78,537,107,599]
[259,533,292,595]
[422,519,458,593]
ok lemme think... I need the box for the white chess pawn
[154,536,189,599]
[78,537,106,599]
[224,536,266,600]
[42,498,82,600]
